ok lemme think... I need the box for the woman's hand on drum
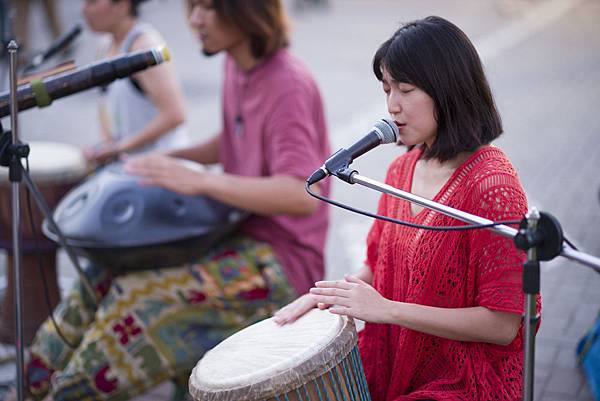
[309,275,391,324]
[123,153,207,196]
[84,141,120,165]
[273,294,331,325]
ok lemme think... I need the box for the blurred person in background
[3,0,330,400]
[11,0,63,58]
[82,0,189,165]
[275,16,539,401]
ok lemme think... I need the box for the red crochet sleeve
[468,163,528,315]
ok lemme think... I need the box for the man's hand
[123,153,208,196]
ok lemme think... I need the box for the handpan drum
[189,309,372,401]
[43,161,246,271]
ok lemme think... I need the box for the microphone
[0,46,171,118]
[22,22,83,73]
[307,118,399,185]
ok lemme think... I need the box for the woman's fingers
[309,294,350,307]
[317,302,331,310]
[314,280,352,290]
[309,287,350,297]
[328,306,352,317]
[344,274,365,285]
[273,294,316,325]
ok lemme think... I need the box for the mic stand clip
[308,149,354,185]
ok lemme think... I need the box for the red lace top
[359,146,540,401]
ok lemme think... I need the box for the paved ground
[1,0,599,400]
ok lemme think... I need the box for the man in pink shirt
[14,1,330,400]
[129,0,331,297]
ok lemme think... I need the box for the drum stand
[1,41,96,401]
[328,167,600,401]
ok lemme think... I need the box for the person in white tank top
[82,0,189,164]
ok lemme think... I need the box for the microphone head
[374,118,399,144]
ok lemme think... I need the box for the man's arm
[168,134,220,165]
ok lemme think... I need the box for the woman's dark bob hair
[187,0,289,59]
[373,16,502,161]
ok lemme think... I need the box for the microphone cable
[306,180,581,251]
[306,181,521,231]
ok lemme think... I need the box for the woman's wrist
[114,139,130,155]
[383,299,405,325]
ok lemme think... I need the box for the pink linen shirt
[219,48,330,295]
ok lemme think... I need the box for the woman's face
[82,0,127,33]
[382,67,438,149]
[188,0,245,56]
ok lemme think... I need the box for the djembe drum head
[189,309,371,401]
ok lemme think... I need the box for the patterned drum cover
[189,309,371,401]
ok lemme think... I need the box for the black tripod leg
[20,168,98,307]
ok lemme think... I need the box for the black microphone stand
[2,39,26,401]
[20,22,81,75]
[329,167,600,401]
[1,41,97,401]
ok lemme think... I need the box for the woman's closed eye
[398,84,415,94]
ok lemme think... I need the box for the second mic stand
[332,167,600,401]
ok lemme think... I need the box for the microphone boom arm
[347,170,600,269]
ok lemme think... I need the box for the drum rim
[189,309,358,400]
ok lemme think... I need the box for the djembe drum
[189,309,371,401]
[0,141,86,344]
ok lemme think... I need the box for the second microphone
[0,46,171,119]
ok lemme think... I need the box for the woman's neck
[421,148,479,172]
[111,18,136,46]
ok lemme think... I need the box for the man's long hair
[188,0,289,59]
